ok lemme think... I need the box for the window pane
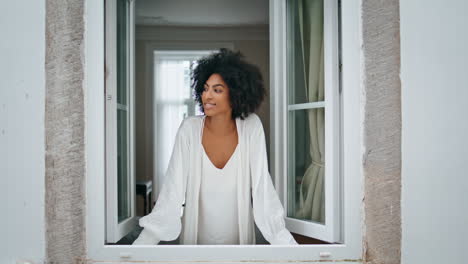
[287,0,324,105]
[287,108,325,224]
[117,0,127,105]
[116,0,130,224]
[117,108,130,222]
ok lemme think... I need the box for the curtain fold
[295,0,325,223]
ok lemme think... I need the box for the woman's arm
[249,116,298,245]
[132,120,190,245]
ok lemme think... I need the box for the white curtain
[154,59,190,195]
[295,0,325,223]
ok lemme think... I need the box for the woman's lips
[204,103,216,110]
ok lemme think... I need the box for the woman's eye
[215,89,221,93]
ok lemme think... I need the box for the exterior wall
[3,0,467,263]
[0,0,46,263]
[361,1,402,264]
[400,1,468,263]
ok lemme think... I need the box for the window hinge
[104,63,109,100]
[339,62,343,94]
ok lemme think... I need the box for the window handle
[120,252,132,259]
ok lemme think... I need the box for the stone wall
[361,1,402,264]
[45,0,86,263]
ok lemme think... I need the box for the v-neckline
[202,143,239,171]
[201,115,239,171]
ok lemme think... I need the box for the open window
[105,0,339,245]
[279,0,341,243]
[87,0,362,261]
[105,0,137,243]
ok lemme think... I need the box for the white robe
[133,113,297,245]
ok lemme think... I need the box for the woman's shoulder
[241,112,263,130]
[178,115,204,134]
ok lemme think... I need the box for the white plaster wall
[400,1,468,263]
[0,0,46,263]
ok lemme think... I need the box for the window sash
[281,0,341,242]
[86,0,363,261]
[104,0,137,243]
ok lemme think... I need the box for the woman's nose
[205,89,213,98]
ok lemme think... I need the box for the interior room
[110,0,329,245]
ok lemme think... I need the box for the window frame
[86,0,363,262]
[275,0,341,242]
[104,0,138,244]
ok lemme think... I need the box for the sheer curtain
[154,59,191,194]
[295,0,325,223]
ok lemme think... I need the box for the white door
[105,0,137,243]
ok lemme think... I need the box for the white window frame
[104,0,137,243]
[275,0,341,242]
[86,0,363,262]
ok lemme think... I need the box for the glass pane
[287,108,325,224]
[287,0,324,105]
[117,108,130,222]
[116,0,130,223]
[117,0,127,105]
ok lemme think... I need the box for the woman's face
[201,73,232,117]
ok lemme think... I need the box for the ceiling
[135,0,269,26]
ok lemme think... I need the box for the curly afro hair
[192,48,266,120]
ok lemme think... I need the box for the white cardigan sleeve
[132,120,189,245]
[250,116,298,245]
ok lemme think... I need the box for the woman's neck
[204,114,236,135]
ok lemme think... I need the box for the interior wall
[400,1,468,263]
[134,26,270,190]
[0,0,46,263]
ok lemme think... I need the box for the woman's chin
[203,106,233,117]
[203,111,229,118]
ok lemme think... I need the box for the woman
[133,49,297,245]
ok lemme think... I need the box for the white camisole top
[197,144,240,245]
